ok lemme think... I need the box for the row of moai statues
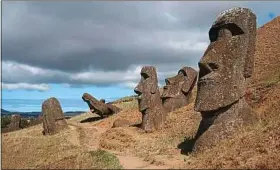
[40,7,257,154]
[134,66,197,132]
[134,7,257,151]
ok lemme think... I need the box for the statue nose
[134,87,142,95]
[165,78,171,85]
[198,62,219,78]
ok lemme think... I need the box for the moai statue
[161,67,197,112]
[100,99,106,103]
[42,97,68,135]
[82,93,121,118]
[193,7,257,151]
[7,114,21,131]
[134,66,167,132]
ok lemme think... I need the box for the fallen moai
[161,67,197,112]
[42,97,68,135]
[82,93,121,118]
[134,66,167,132]
[193,7,257,151]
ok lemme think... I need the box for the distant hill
[1,109,85,118]
[1,109,11,114]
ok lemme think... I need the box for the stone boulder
[7,114,21,131]
[42,97,68,135]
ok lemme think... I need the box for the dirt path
[117,155,170,169]
[66,120,171,169]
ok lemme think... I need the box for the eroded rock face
[82,93,121,118]
[161,67,197,112]
[193,7,257,152]
[134,66,167,132]
[7,114,21,131]
[42,97,68,135]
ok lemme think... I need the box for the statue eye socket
[178,70,187,76]
[141,73,149,79]
[209,23,244,42]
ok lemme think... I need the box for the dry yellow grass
[1,117,122,169]
[2,83,280,169]
[3,80,280,169]
[2,124,82,169]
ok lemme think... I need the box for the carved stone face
[195,7,256,112]
[134,66,160,112]
[82,93,100,111]
[162,67,197,111]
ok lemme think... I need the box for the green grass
[90,149,123,169]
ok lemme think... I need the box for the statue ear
[151,83,158,94]
[181,80,191,94]
[181,75,197,94]
[243,42,255,78]
[243,17,256,78]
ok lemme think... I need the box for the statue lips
[161,84,178,98]
[137,94,148,112]
[198,72,218,84]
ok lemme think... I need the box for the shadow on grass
[131,123,142,128]
[80,117,103,123]
[177,137,196,155]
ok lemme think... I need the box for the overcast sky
[2,1,280,100]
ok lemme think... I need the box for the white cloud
[2,61,185,90]
[2,83,50,91]
[122,82,138,89]
[163,12,179,22]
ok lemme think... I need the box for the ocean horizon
[2,98,119,113]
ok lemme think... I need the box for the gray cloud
[2,1,279,90]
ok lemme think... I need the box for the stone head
[42,97,64,120]
[82,93,100,111]
[162,67,197,100]
[134,66,160,112]
[195,7,257,112]
[100,99,106,103]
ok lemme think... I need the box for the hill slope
[252,16,280,84]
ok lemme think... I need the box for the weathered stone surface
[193,7,257,152]
[112,118,131,128]
[161,67,197,112]
[82,93,121,118]
[42,97,68,135]
[134,66,167,132]
[7,114,21,131]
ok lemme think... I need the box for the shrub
[89,149,123,169]
[1,116,11,128]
